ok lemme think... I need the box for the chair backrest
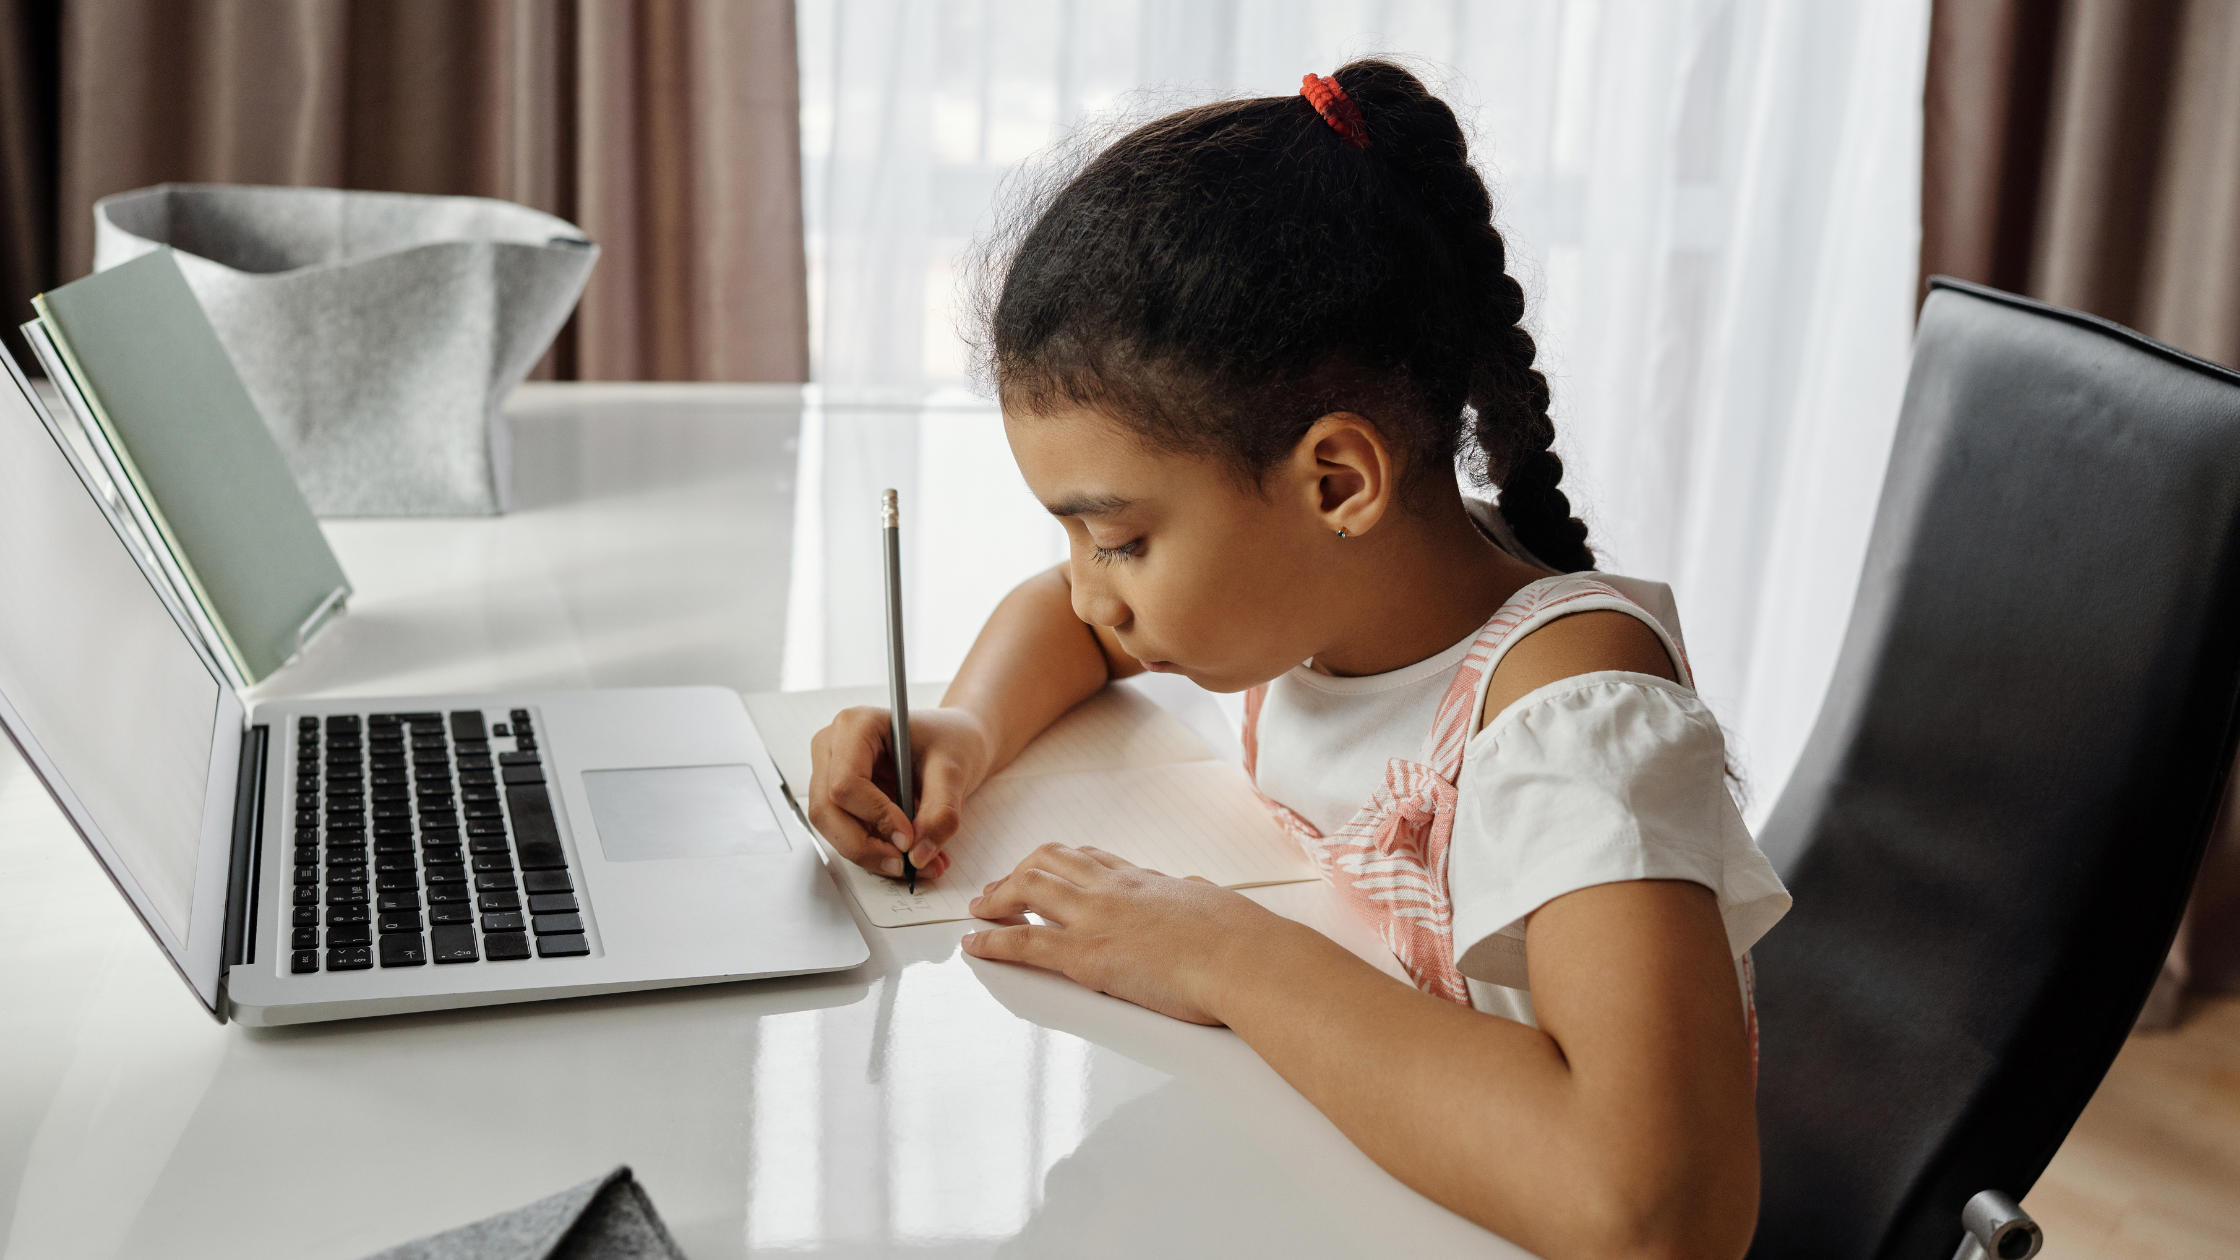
[1749,279,2240,1260]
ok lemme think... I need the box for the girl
[807,61,1790,1260]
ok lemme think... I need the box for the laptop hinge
[220,724,269,969]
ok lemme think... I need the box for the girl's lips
[1141,660,1176,672]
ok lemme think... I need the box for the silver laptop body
[0,352,867,1027]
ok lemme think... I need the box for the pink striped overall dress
[1240,574,1759,1071]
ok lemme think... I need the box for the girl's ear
[1294,412,1395,538]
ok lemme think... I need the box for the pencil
[882,488,917,893]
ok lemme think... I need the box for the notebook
[24,249,350,687]
[746,681,1317,926]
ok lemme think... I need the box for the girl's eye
[1090,539,1142,566]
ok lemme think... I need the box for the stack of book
[18,249,351,688]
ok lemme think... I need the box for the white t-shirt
[1254,564,1791,1024]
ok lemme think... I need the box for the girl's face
[1006,405,1340,693]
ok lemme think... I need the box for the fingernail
[961,932,978,946]
[967,895,982,910]
[881,857,904,877]
[983,880,998,893]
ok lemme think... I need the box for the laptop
[0,351,869,1026]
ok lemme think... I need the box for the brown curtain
[1923,0,2240,1025]
[2,0,806,382]
[1922,0,2240,365]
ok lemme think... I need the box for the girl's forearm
[942,566,1124,773]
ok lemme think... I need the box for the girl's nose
[1070,565,1130,630]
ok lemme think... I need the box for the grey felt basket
[93,183,598,516]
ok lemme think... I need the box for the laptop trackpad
[582,764,792,861]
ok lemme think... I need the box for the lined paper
[745,683,1316,926]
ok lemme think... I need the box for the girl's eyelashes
[1089,539,1143,566]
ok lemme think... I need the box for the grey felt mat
[92,183,596,517]
[360,1166,688,1260]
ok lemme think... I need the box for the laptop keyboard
[285,708,592,974]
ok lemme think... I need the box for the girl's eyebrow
[1043,492,1136,518]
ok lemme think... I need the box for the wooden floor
[2025,995,2240,1258]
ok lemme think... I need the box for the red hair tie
[1301,73,1369,149]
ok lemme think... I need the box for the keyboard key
[372,787,410,803]
[449,710,487,740]
[516,737,537,753]
[376,891,420,912]
[507,786,567,868]
[431,924,479,963]
[482,912,526,932]
[426,884,471,903]
[499,751,542,766]
[523,870,573,895]
[295,886,318,905]
[426,863,467,884]
[300,715,320,731]
[454,738,490,756]
[472,854,513,873]
[492,723,510,737]
[327,905,370,925]
[527,893,579,915]
[328,923,372,946]
[294,865,318,886]
[469,835,511,855]
[457,756,493,773]
[291,950,319,974]
[424,843,464,864]
[478,892,521,912]
[376,871,418,892]
[422,822,462,841]
[294,906,319,927]
[326,884,368,905]
[373,853,416,874]
[509,708,530,722]
[373,804,412,820]
[292,927,318,949]
[378,911,424,933]
[475,872,518,892]
[374,819,413,836]
[537,933,588,958]
[329,863,368,885]
[399,711,442,724]
[429,902,473,925]
[484,931,531,960]
[465,804,503,820]
[502,764,547,786]
[327,945,373,970]
[379,932,427,967]
[532,912,583,936]
[467,821,508,837]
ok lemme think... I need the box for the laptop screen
[0,361,226,952]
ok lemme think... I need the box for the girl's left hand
[961,843,1287,1026]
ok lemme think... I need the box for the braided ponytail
[983,57,1595,571]
[1472,301,1594,573]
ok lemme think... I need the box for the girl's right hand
[806,705,992,883]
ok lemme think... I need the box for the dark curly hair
[975,59,1593,572]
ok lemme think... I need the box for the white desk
[0,384,1526,1259]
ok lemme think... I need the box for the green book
[31,250,349,685]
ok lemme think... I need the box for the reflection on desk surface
[0,384,1524,1259]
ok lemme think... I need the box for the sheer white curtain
[792,0,1930,825]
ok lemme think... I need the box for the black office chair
[1747,278,2240,1260]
